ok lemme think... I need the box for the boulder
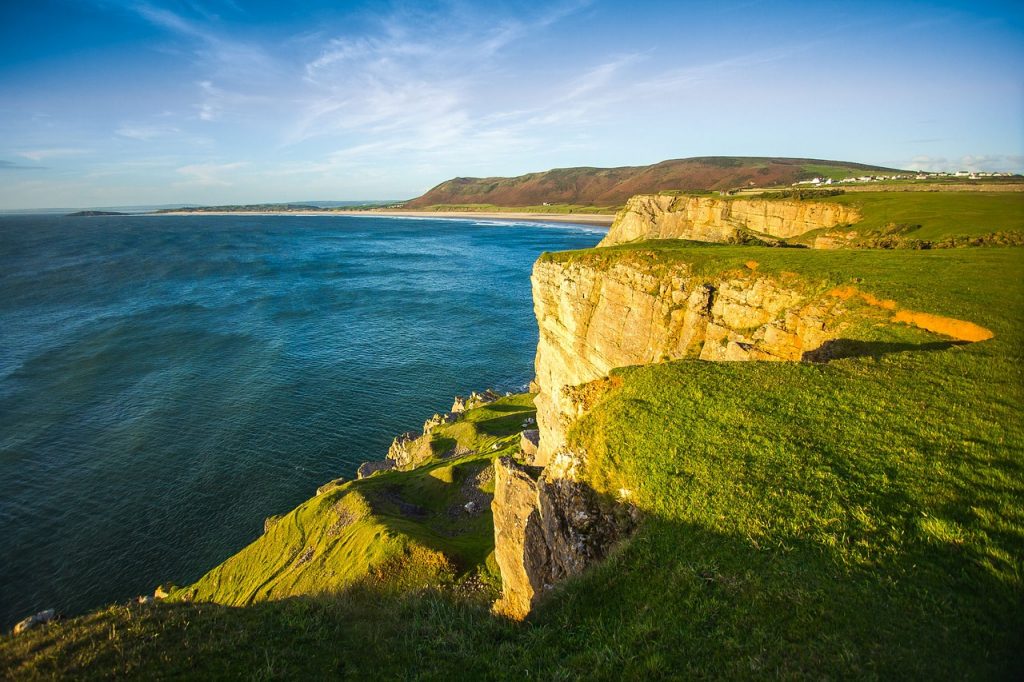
[316,477,346,496]
[264,514,283,533]
[12,609,55,635]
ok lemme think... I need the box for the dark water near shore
[0,213,603,629]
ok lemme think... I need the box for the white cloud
[906,154,1024,173]
[17,148,89,161]
[116,124,180,140]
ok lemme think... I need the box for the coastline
[151,209,616,226]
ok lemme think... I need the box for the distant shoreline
[151,209,616,226]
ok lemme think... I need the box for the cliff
[599,194,861,246]
[529,256,847,463]
[3,246,1020,679]
[487,245,998,617]
[404,157,899,208]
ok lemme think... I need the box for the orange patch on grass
[745,260,760,270]
[891,310,994,342]
[829,286,993,343]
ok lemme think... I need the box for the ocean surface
[0,213,603,629]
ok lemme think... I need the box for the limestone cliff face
[598,194,861,246]
[490,255,851,617]
[530,257,845,463]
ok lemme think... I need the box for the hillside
[3,237,1022,678]
[404,157,901,208]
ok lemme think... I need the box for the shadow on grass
[3,498,1022,680]
[803,338,969,362]
[474,404,532,414]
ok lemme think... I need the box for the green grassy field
[817,191,1024,240]
[2,246,1022,679]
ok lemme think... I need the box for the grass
[170,394,535,607]
[815,191,1024,240]
[562,257,1023,678]
[2,247,1022,679]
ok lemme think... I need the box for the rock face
[490,252,884,617]
[598,194,861,246]
[387,431,426,469]
[531,257,845,462]
[357,460,396,479]
[519,429,540,463]
[491,457,633,619]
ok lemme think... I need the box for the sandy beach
[153,209,616,226]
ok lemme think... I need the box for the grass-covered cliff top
[540,241,1018,328]
[3,246,1022,679]
[562,246,1023,678]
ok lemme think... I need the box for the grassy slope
[3,247,1023,679]
[176,393,536,606]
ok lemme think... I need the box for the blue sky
[1,0,1022,208]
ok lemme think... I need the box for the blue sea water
[0,213,603,629]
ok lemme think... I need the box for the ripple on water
[0,213,604,628]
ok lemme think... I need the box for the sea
[0,213,604,629]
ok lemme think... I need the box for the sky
[0,0,1022,209]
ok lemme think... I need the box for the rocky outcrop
[451,389,501,414]
[13,609,55,635]
[598,194,861,246]
[519,429,540,463]
[357,460,395,479]
[316,477,346,496]
[491,456,634,619]
[531,257,846,462]
[387,431,426,469]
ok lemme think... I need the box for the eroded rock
[357,460,396,479]
[316,477,346,496]
[519,429,540,463]
[12,609,55,635]
[491,457,634,619]
[531,258,847,462]
[599,194,860,246]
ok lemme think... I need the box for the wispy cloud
[116,123,180,140]
[0,159,46,170]
[283,0,612,166]
[16,148,89,161]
